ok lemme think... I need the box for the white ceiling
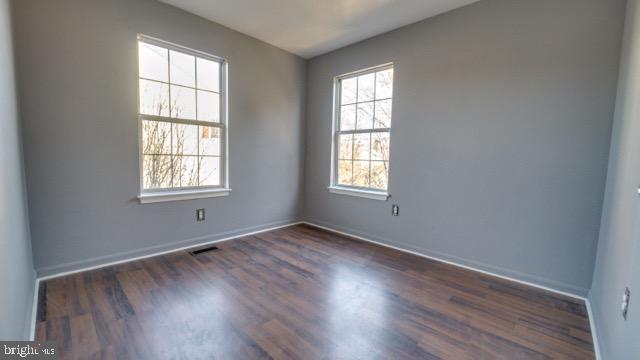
[159,0,481,59]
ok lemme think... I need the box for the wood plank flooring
[35,224,594,359]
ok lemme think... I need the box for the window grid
[334,64,393,192]
[138,79,221,108]
[138,35,227,192]
[141,121,222,186]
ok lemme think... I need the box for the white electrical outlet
[196,208,205,222]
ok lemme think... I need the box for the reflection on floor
[36,224,594,359]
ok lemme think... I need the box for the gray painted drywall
[304,0,626,296]
[11,0,306,276]
[9,0,629,326]
[0,0,35,340]
[590,0,640,357]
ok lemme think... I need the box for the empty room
[1,0,639,358]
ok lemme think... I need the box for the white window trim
[138,188,231,204]
[328,186,390,201]
[136,34,230,204]
[329,63,393,201]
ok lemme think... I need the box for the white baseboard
[29,277,39,340]
[301,221,606,358]
[585,298,602,360]
[302,221,587,301]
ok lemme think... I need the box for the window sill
[328,186,390,201]
[138,188,231,204]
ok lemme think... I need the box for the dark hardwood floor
[35,224,594,359]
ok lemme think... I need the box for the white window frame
[329,63,393,201]
[136,34,230,204]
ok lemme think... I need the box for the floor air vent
[190,246,220,256]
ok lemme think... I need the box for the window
[330,64,393,200]
[137,35,229,203]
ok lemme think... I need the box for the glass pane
[173,156,198,187]
[341,77,357,105]
[340,104,356,131]
[374,99,392,129]
[139,79,169,116]
[142,120,171,155]
[338,134,352,160]
[353,133,370,161]
[200,126,220,156]
[172,123,198,155]
[138,42,168,82]
[353,160,370,187]
[375,68,393,100]
[371,132,390,161]
[143,155,172,189]
[170,85,196,119]
[169,50,195,87]
[197,58,220,92]
[356,102,374,130]
[370,161,388,190]
[357,73,375,102]
[199,156,221,186]
[338,160,353,186]
[197,90,220,122]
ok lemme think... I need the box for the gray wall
[304,0,626,295]
[11,0,306,276]
[0,0,35,340]
[590,0,640,358]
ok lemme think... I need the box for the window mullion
[194,57,200,186]
[170,116,174,188]
[355,77,359,130]
[350,118,355,185]
[369,72,377,186]
[194,57,199,121]
[167,49,172,119]
[337,128,389,136]
[196,126,201,186]
[141,115,224,128]
[139,77,219,94]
